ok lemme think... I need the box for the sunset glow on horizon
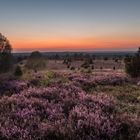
[10,36,140,52]
[0,0,140,52]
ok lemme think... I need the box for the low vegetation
[0,71,140,140]
[0,35,140,139]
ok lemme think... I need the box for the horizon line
[12,50,137,54]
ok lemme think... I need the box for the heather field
[0,66,140,140]
[1,0,140,139]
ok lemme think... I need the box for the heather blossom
[0,81,139,140]
[0,73,139,140]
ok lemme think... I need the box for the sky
[0,0,140,52]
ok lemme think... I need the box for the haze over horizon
[0,0,140,52]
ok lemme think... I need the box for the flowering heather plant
[0,80,27,95]
[0,82,139,140]
[68,73,128,92]
[93,74,128,86]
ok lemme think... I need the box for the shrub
[88,57,93,64]
[26,51,46,70]
[104,57,108,61]
[67,64,70,69]
[70,66,75,70]
[91,65,94,70]
[14,65,23,77]
[100,66,103,70]
[113,66,116,70]
[81,61,90,69]
[125,47,140,77]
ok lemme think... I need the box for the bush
[70,66,75,70]
[81,61,90,69]
[100,66,103,70]
[26,51,46,70]
[67,64,70,69]
[14,65,23,77]
[113,66,116,70]
[91,65,94,70]
[125,47,140,77]
[104,57,108,61]
[88,57,93,64]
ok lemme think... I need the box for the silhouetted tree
[92,55,96,60]
[78,53,84,60]
[0,33,13,73]
[88,57,93,64]
[124,55,131,64]
[63,54,72,65]
[26,51,46,70]
[73,53,78,60]
[125,47,140,77]
[29,51,42,59]
[54,54,59,62]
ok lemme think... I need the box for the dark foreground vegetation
[0,72,140,140]
[0,33,140,140]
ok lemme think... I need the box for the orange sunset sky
[10,32,140,52]
[0,0,140,52]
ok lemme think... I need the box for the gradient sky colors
[0,0,140,52]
